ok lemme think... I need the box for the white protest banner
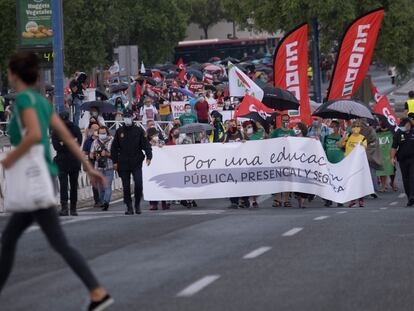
[171,100,220,119]
[228,62,264,101]
[171,101,187,118]
[143,137,373,203]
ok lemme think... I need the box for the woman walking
[0,52,113,310]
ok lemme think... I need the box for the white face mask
[124,117,133,126]
[246,128,254,135]
[185,109,192,114]
[91,112,98,117]
[294,128,301,135]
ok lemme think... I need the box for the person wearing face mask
[90,127,114,211]
[340,121,367,207]
[271,114,295,208]
[209,111,225,143]
[376,122,394,192]
[83,123,101,207]
[111,110,152,215]
[323,120,345,207]
[224,120,247,208]
[391,118,414,206]
[167,127,180,145]
[139,97,159,125]
[179,103,198,126]
[307,117,330,143]
[271,114,295,138]
[52,111,83,216]
[89,107,106,127]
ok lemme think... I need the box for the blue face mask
[98,134,107,140]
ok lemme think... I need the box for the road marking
[24,215,123,233]
[314,216,329,221]
[380,207,388,210]
[390,201,398,206]
[282,227,303,237]
[371,210,379,213]
[177,275,220,297]
[337,211,348,214]
[159,210,225,216]
[399,193,406,198]
[243,246,272,259]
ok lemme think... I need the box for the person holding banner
[323,120,345,207]
[271,114,295,208]
[340,121,368,207]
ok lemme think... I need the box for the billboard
[18,0,53,48]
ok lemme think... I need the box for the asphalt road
[0,190,413,311]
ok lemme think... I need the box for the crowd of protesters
[3,60,411,215]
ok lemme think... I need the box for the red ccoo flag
[135,82,141,100]
[328,8,384,100]
[273,23,311,125]
[371,82,399,129]
[176,57,185,70]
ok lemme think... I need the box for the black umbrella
[95,89,109,101]
[204,84,216,92]
[312,99,375,120]
[186,68,203,80]
[179,123,213,134]
[81,101,116,113]
[166,71,178,79]
[109,83,129,94]
[220,57,240,65]
[262,86,300,111]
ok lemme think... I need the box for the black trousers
[58,170,79,205]
[399,159,414,200]
[119,167,143,208]
[0,208,99,293]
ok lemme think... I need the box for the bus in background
[175,37,278,63]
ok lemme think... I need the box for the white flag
[140,62,146,74]
[228,62,264,101]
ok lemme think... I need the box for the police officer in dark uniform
[111,111,152,215]
[52,111,83,216]
[391,117,414,206]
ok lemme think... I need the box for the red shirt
[195,100,209,121]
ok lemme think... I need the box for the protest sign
[143,137,373,203]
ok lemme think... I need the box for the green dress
[376,130,394,176]
[7,89,58,176]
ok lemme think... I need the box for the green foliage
[224,0,414,73]
[0,0,17,85]
[189,0,226,38]
[111,0,190,65]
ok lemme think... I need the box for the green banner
[18,0,53,47]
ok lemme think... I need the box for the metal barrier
[0,120,174,213]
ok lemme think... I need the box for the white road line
[399,193,406,198]
[337,211,348,214]
[371,210,379,213]
[380,207,388,210]
[177,275,220,297]
[390,201,398,206]
[282,227,303,237]
[159,210,225,216]
[314,216,329,221]
[243,246,272,259]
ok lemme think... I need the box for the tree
[0,0,17,87]
[109,0,190,65]
[189,0,226,39]
[223,0,414,74]
[63,0,110,75]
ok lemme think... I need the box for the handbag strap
[13,91,36,137]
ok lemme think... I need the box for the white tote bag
[3,97,57,212]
